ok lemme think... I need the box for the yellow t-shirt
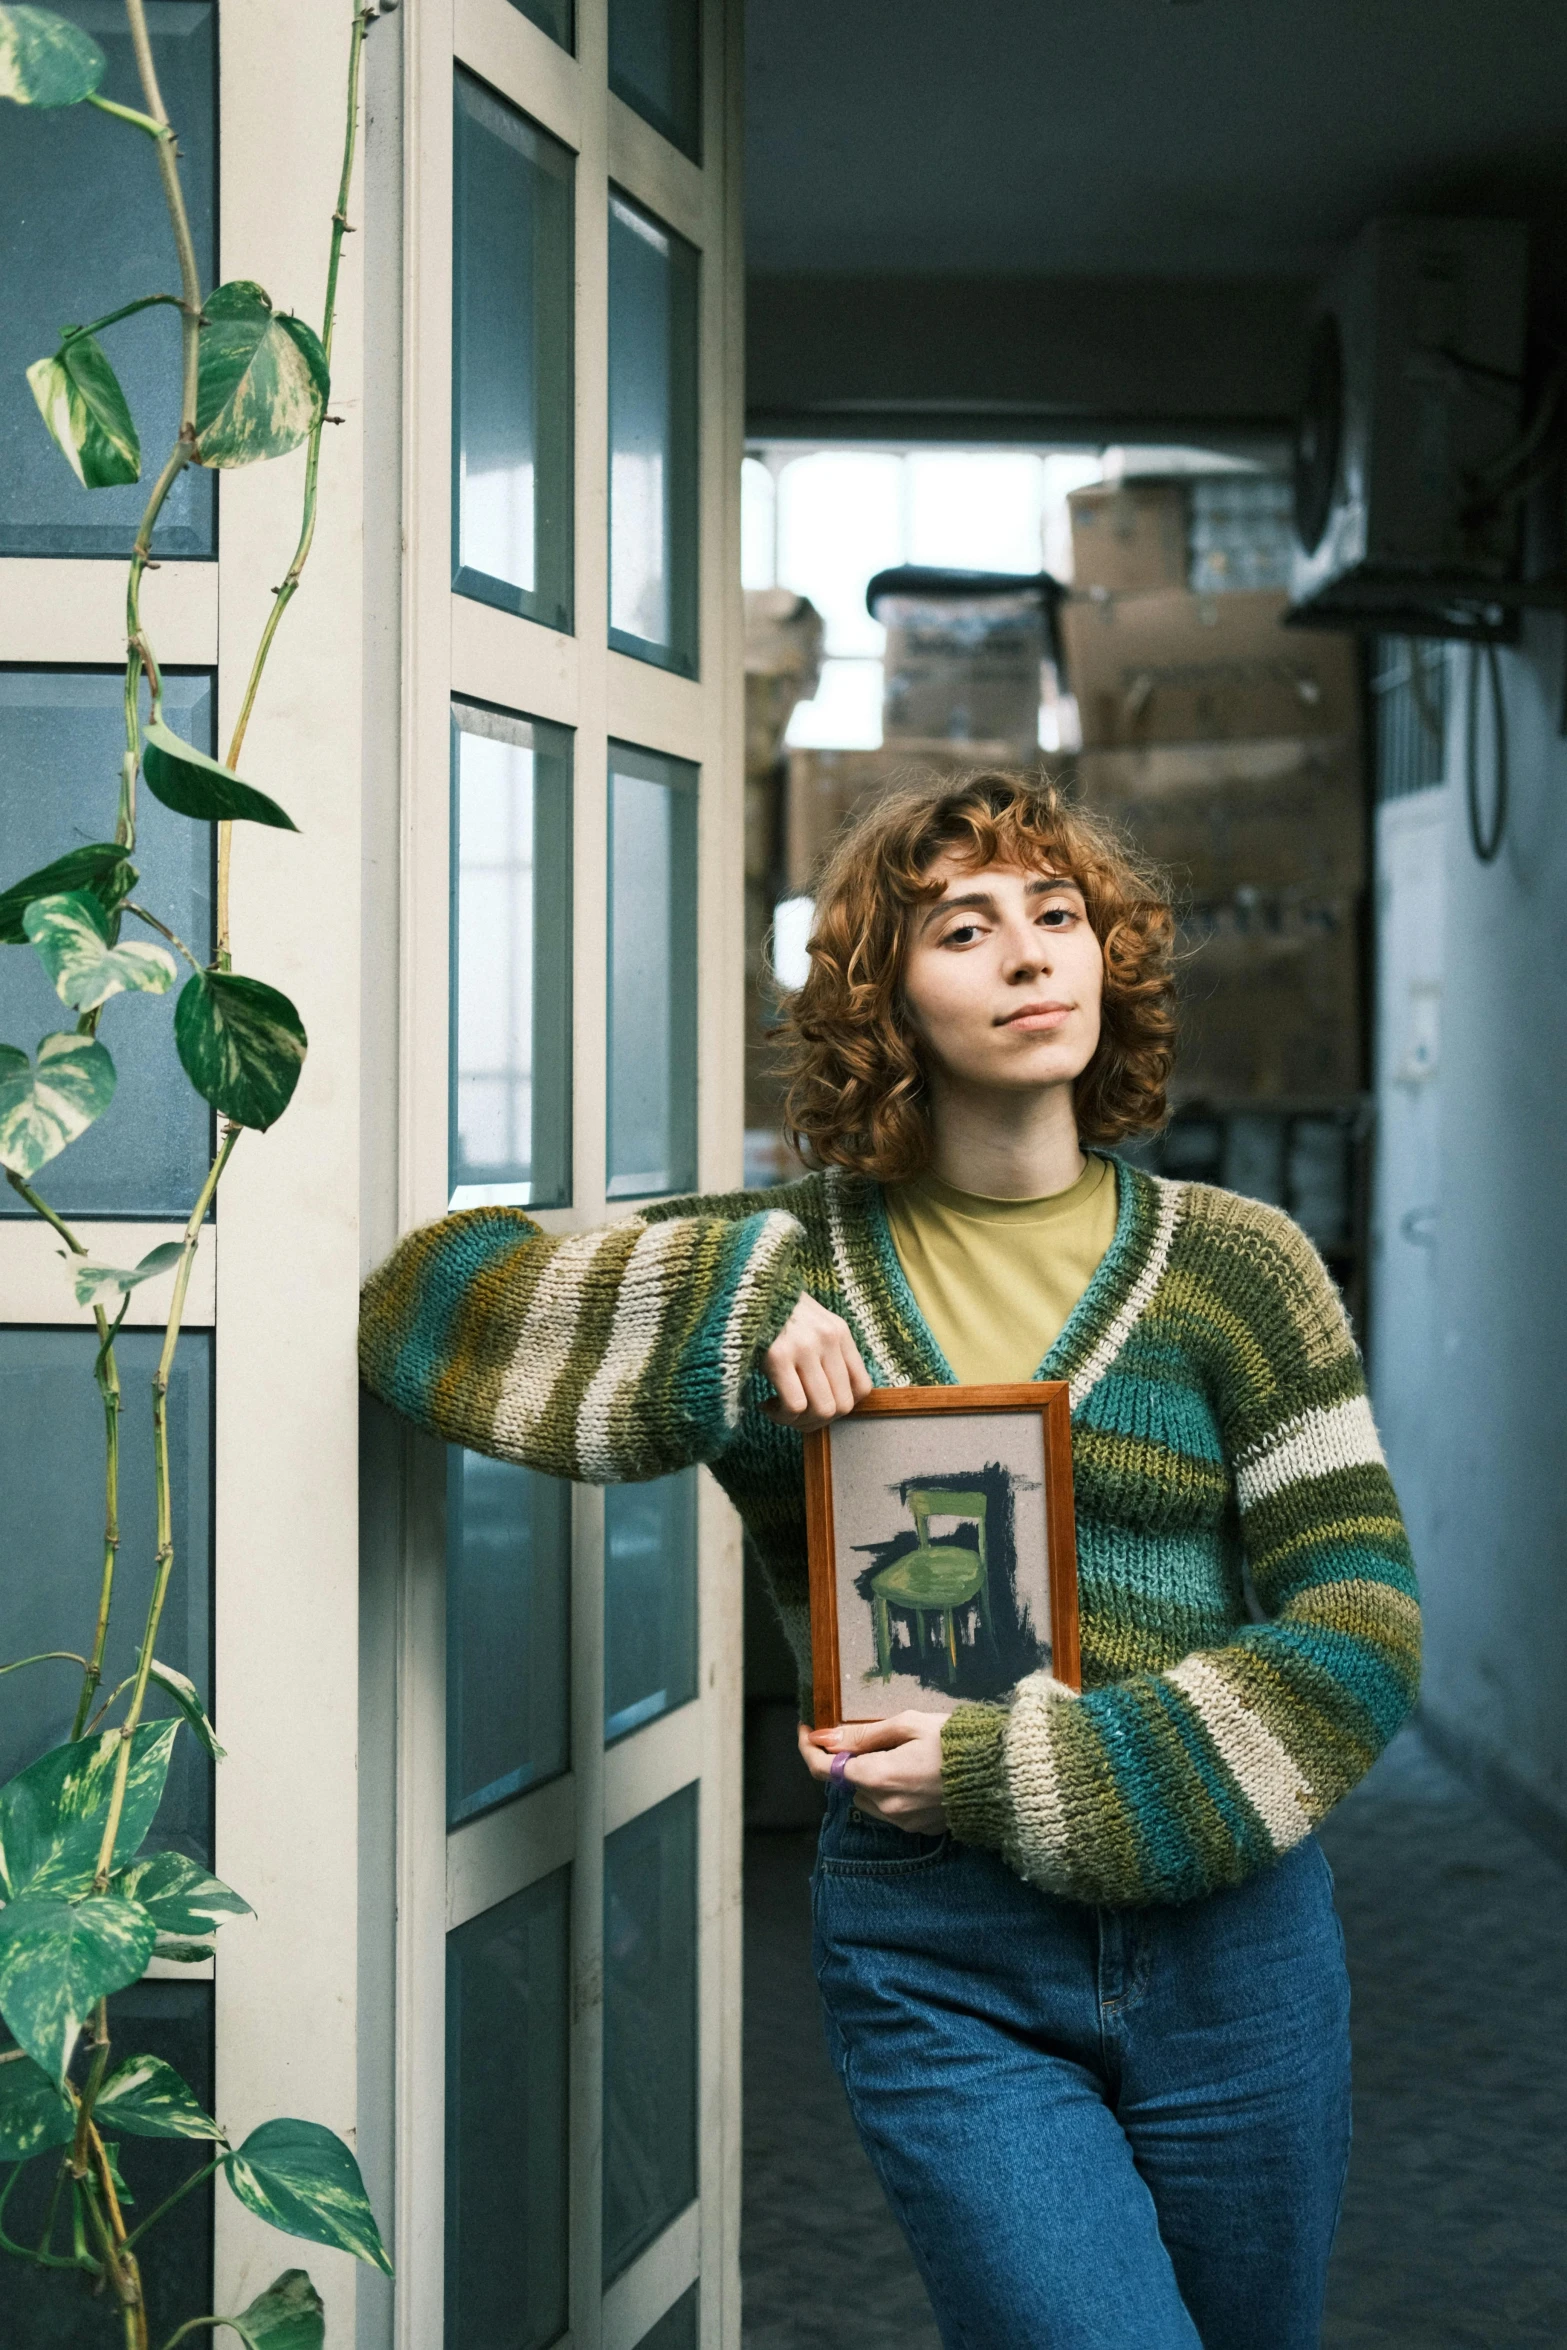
[883,1155,1119,1385]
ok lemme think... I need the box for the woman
[360,774,1419,2350]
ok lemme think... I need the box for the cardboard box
[881,593,1044,759]
[783,743,1020,893]
[1075,735,1365,899]
[1175,891,1363,1101]
[1059,590,1359,748]
[1068,482,1188,595]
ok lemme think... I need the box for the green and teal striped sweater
[359,1159,1420,1908]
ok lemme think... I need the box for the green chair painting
[870,1488,993,1682]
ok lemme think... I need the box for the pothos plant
[0,5,393,2344]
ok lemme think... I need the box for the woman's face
[900,856,1104,1099]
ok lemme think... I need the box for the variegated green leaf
[150,1936,217,1964]
[24,890,175,1011]
[194,281,329,469]
[147,1658,226,1761]
[26,334,140,488]
[226,2270,326,2350]
[142,717,297,830]
[175,970,307,1130]
[0,1894,155,2081]
[73,1240,184,1309]
[0,1720,180,1902]
[0,4,105,106]
[100,2136,135,2204]
[226,2118,392,2275]
[0,844,134,945]
[96,2051,223,2141]
[0,2046,75,2159]
[0,1032,115,1178]
[114,1850,251,1943]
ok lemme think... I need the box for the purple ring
[829,1749,853,1786]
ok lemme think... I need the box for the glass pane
[636,2285,699,2350]
[0,669,214,1219]
[607,744,698,1200]
[608,193,699,676]
[0,1,216,557]
[2,1981,214,2346]
[609,0,701,161]
[450,702,573,1209]
[447,1870,571,2350]
[0,1329,213,1865]
[603,1783,698,2280]
[447,1449,571,1826]
[453,69,574,630]
[507,0,574,48]
[605,1470,697,1743]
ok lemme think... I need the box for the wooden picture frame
[804,1384,1080,1730]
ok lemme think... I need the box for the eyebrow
[921,876,1085,929]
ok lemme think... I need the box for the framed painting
[804,1384,1080,1729]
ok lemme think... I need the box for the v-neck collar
[842,1155,1170,1408]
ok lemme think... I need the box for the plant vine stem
[216,0,370,963]
[0,2156,87,2269]
[122,0,201,439]
[87,91,164,137]
[5,1166,86,1254]
[0,1650,89,1680]
[0,1173,126,1740]
[122,900,202,969]
[117,0,206,853]
[92,1125,239,1893]
[122,2153,224,2254]
[35,2162,67,2260]
[71,2007,113,2175]
[156,2317,226,2350]
[62,292,185,345]
[76,1326,125,1737]
[78,2163,145,2349]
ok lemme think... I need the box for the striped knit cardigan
[359,1158,1420,1908]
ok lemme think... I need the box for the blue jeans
[811,1783,1351,2349]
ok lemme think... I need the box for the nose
[1003,920,1051,981]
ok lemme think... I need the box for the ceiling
[745,0,1567,285]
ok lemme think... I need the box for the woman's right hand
[760,1294,873,1430]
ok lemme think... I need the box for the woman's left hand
[798,1711,951,1835]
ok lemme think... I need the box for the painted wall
[1372,611,1567,1842]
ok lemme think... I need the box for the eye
[1038,903,1077,927]
[941,919,986,947]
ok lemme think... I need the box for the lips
[999,1002,1073,1029]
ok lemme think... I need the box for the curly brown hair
[778,771,1176,1181]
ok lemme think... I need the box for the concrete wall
[1371,611,1567,1849]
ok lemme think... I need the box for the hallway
[741,1728,1567,2348]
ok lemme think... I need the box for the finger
[797,1358,841,1424]
[766,1355,809,1419]
[825,1714,933,1754]
[823,1344,858,1419]
[844,1337,874,1399]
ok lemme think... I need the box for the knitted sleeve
[940,1203,1421,1905]
[358,1201,806,1480]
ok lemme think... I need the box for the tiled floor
[740,1726,1567,2348]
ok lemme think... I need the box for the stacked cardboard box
[1066,481,1188,596]
[1076,736,1363,901]
[783,742,1021,896]
[743,592,823,1144]
[1064,497,1366,1107]
[1059,587,1358,751]
[880,592,1046,765]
